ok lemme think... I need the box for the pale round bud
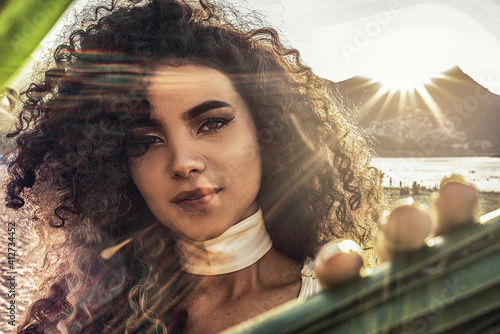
[431,181,479,236]
[314,239,364,288]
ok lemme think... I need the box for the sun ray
[414,84,445,126]
[363,66,454,129]
[424,80,458,104]
[376,90,399,120]
[362,85,396,121]
[398,90,408,117]
[407,88,419,108]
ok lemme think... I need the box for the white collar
[175,209,273,275]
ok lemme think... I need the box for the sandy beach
[385,187,499,216]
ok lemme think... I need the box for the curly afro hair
[6,0,385,332]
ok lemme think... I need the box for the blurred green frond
[0,0,73,89]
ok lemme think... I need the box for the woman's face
[128,64,262,241]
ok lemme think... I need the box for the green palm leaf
[0,0,74,89]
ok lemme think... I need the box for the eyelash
[133,116,235,146]
[198,116,234,134]
[134,135,163,146]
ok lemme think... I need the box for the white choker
[175,209,273,275]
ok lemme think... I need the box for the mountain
[334,66,500,157]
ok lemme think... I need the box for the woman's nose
[167,141,206,179]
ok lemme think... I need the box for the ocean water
[374,156,500,192]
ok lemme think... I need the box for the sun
[365,49,446,95]
[362,67,446,126]
[361,28,453,92]
[360,61,450,127]
[374,68,434,93]
[359,36,451,123]
[352,26,465,127]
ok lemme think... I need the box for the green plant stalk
[0,0,74,89]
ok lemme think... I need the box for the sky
[7,0,500,95]
[234,0,500,95]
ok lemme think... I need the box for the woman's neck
[190,247,301,299]
[181,248,302,334]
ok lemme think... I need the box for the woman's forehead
[147,64,239,100]
[149,64,229,85]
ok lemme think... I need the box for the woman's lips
[171,187,220,210]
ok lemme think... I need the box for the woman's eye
[135,135,163,146]
[198,117,234,133]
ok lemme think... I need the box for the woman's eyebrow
[182,100,231,121]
